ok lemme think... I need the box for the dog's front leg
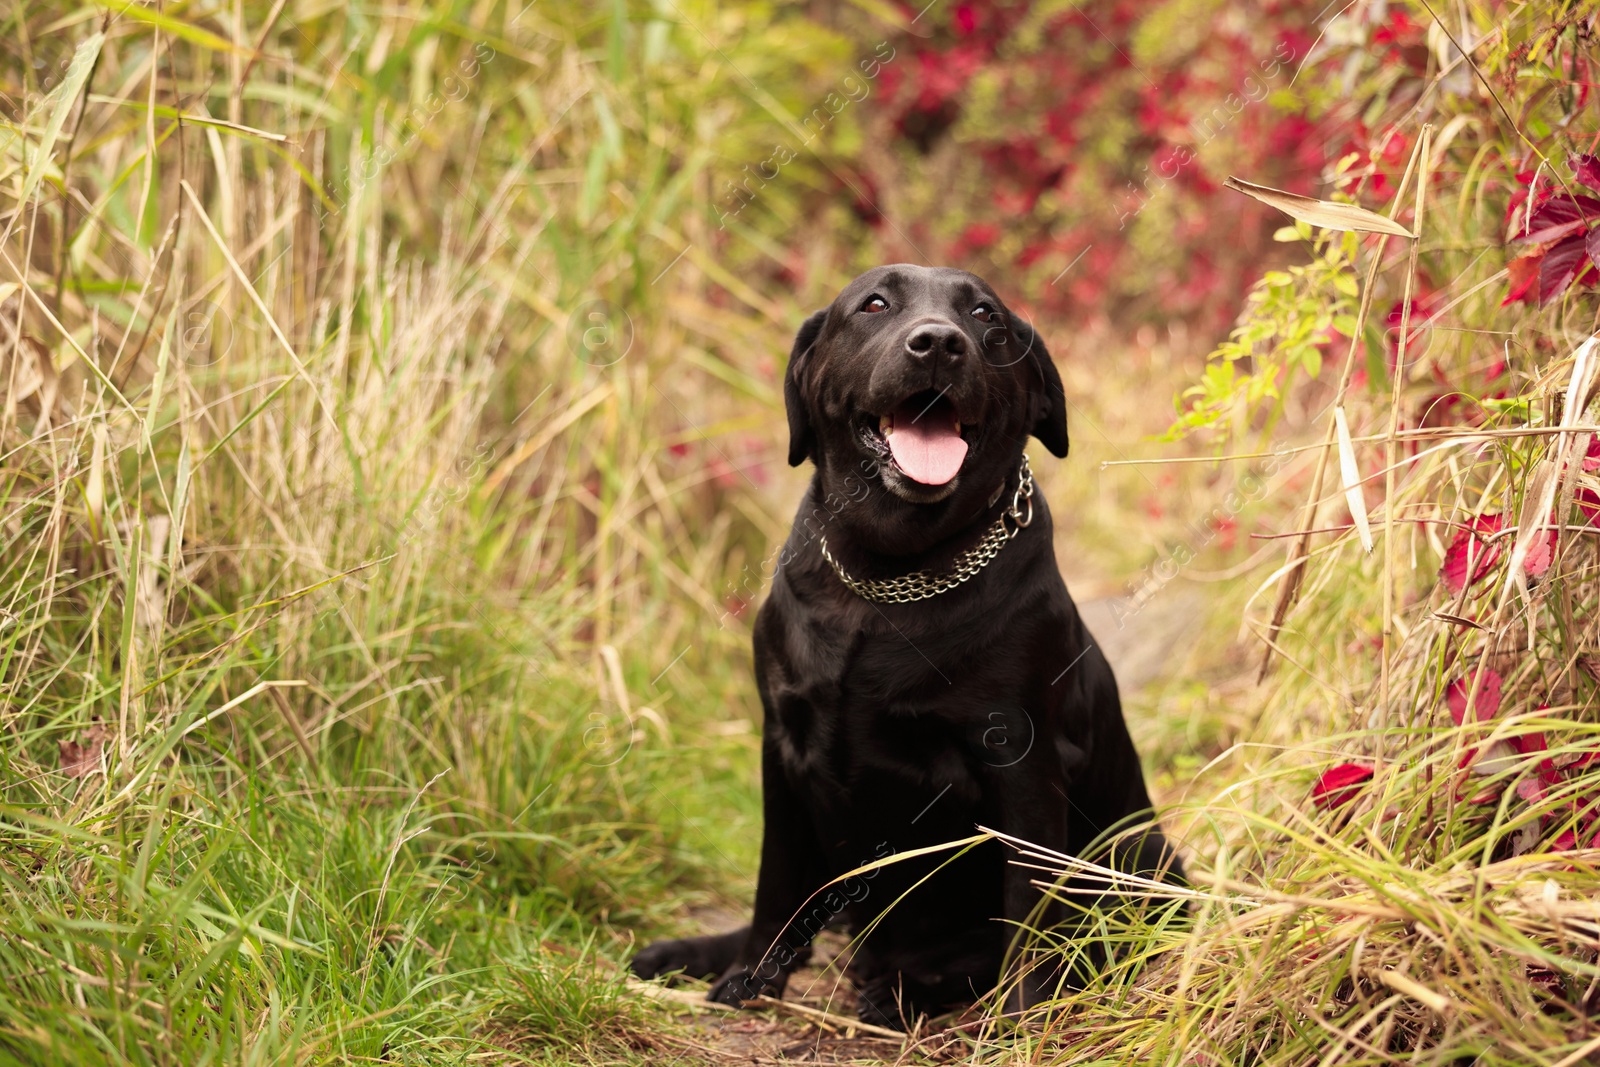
[986,734,1074,1015]
[707,732,822,1006]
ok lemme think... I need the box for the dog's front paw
[707,963,784,1007]
[855,996,910,1031]
[632,932,738,984]
[854,976,915,1031]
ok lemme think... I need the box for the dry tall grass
[0,2,856,1059]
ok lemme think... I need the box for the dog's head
[783,264,1068,552]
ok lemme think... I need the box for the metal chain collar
[819,454,1035,604]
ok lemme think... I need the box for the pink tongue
[888,414,968,485]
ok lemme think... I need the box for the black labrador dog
[632,264,1181,1027]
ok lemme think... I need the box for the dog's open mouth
[866,390,971,486]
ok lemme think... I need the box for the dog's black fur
[632,265,1182,1027]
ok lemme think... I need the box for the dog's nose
[905,323,967,363]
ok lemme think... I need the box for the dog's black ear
[1014,318,1069,458]
[783,307,830,467]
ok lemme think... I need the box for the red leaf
[1503,252,1542,306]
[1517,777,1549,804]
[1551,829,1579,851]
[1524,528,1557,579]
[1447,668,1502,725]
[1585,438,1600,473]
[1312,762,1374,810]
[1540,234,1591,304]
[1514,731,1546,755]
[1514,730,1561,784]
[1513,194,1600,246]
[1440,514,1504,592]
[1578,487,1600,527]
[1576,154,1600,194]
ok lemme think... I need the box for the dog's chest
[766,606,1036,809]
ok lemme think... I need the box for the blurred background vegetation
[5,0,1600,1062]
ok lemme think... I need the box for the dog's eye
[971,304,999,322]
[860,295,889,313]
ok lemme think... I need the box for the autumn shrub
[836,0,1350,332]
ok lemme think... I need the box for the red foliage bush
[860,0,1357,329]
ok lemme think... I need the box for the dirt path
[638,932,978,1065]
